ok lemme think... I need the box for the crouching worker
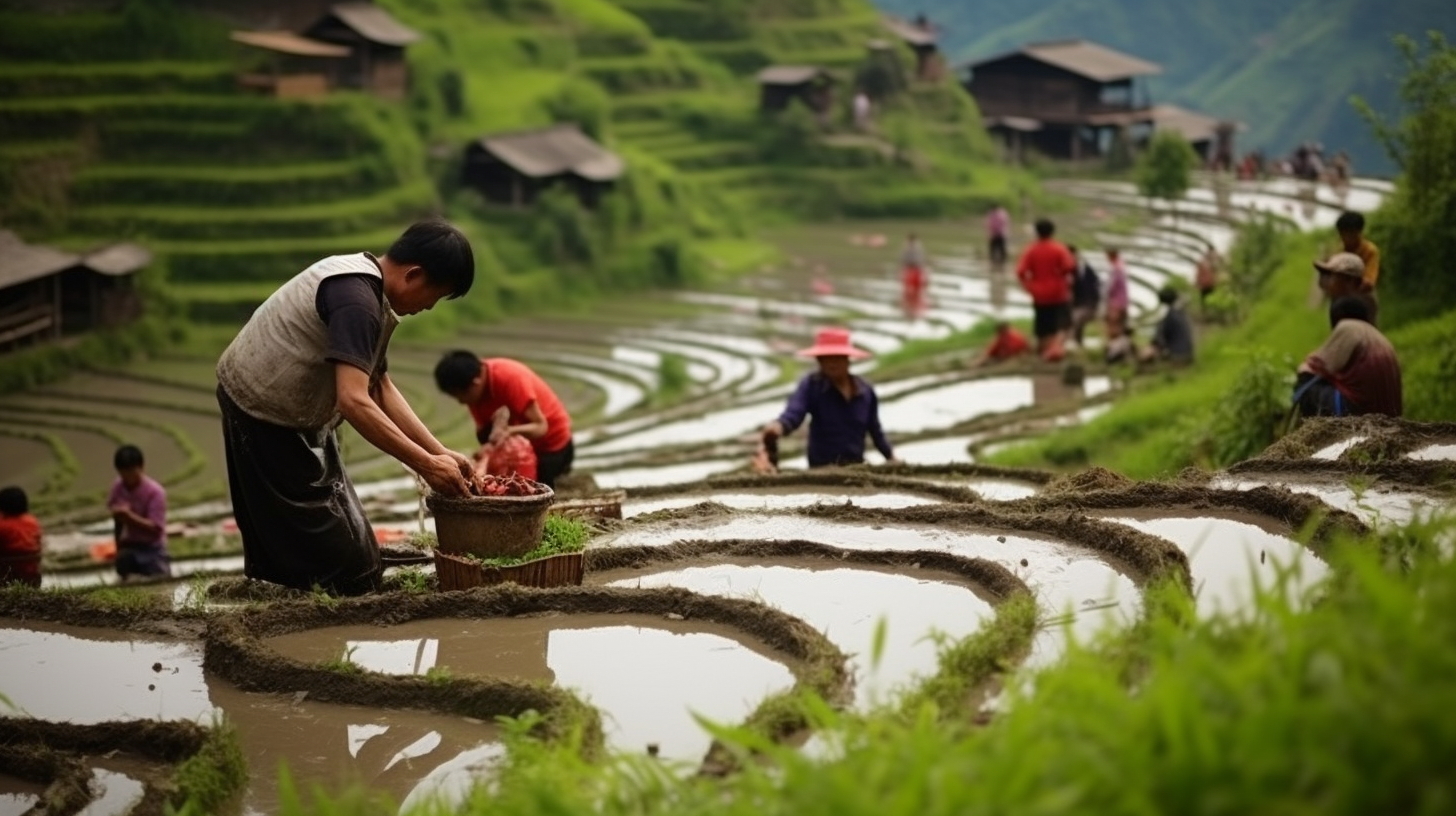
[1294,296,1402,418]
[109,445,169,580]
[970,321,1030,368]
[433,352,575,488]
[760,328,897,470]
[216,220,477,595]
[0,486,42,588]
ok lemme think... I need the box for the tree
[1353,32,1456,324]
[1135,131,1197,203]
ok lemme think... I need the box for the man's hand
[419,453,472,496]
[447,450,475,479]
[761,421,784,440]
[110,503,133,520]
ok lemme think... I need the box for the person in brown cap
[1314,252,1378,325]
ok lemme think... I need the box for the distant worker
[1314,252,1378,326]
[900,233,928,317]
[0,486,42,588]
[1104,247,1130,324]
[216,220,477,595]
[986,203,1010,268]
[1195,247,1220,309]
[1103,314,1137,365]
[108,444,170,581]
[1068,245,1101,347]
[1015,218,1075,359]
[1294,296,1402,417]
[435,351,575,489]
[1141,288,1195,365]
[760,328,896,470]
[970,321,1030,367]
[853,90,872,131]
[1331,211,1379,292]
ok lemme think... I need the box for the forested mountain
[877,0,1456,174]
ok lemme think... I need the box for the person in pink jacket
[1104,248,1130,322]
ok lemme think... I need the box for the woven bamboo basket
[426,484,555,559]
[434,549,585,591]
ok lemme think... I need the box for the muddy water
[207,681,504,815]
[599,560,994,706]
[879,378,1035,433]
[1312,437,1366,460]
[0,775,45,816]
[592,459,745,490]
[1409,443,1456,461]
[0,619,213,723]
[622,488,941,518]
[598,516,1139,635]
[0,432,64,497]
[76,766,147,816]
[892,435,975,464]
[962,479,1040,501]
[1095,511,1329,616]
[1210,476,1449,527]
[266,614,796,763]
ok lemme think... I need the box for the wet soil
[1246,416,1456,489]
[592,557,995,707]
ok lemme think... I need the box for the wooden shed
[1147,104,1240,167]
[304,2,421,100]
[0,232,150,353]
[462,124,625,208]
[962,39,1161,159]
[756,65,835,115]
[229,30,350,99]
[880,15,942,81]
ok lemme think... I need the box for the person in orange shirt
[1015,218,1076,357]
[0,486,42,588]
[970,322,1030,367]
[434,352,575,488]
[1334,211,1380,292]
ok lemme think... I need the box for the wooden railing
[0,304,54,347]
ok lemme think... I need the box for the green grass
[465,515,591,568]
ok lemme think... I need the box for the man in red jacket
[1015,218,1076,358]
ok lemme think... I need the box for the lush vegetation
[465,514,591,567]
[882,0,1456,174]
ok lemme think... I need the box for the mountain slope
[877,0,1456,174]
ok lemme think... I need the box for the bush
[1387,308,1456,421]
[542,78,612,140]
[1356,33,1456,325]
[1191,350,1294,468]
[1136,131,1197,203]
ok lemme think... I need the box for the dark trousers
[989,235,1007,266]
[1293,372,1346,418]
[217,386,381,595]
[536,438,575,488]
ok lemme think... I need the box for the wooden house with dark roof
[463,124,625,208]
[304,2,421,100]
[0,232,151,352]
[756,65,835,115]
[880,15,942,81]
[229,30,351,98]
[962,39,1162,159]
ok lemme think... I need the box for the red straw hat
[797,327,871,359]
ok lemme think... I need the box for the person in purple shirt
[760,328,898,469]
[107,444,170,580]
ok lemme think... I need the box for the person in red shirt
[1015,218,1076,356]
[0,486,42,588]
[970,322,1030,367]
[434,352,575,488]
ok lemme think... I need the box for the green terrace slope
[0,0,1019,323]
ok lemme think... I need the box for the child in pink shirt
[108,445,170,579]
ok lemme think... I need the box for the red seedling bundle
[470,473,546,497]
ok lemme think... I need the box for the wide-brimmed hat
[1314,252,1364,279]
[797,327,871,359]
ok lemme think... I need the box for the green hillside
[0,0,1022,331]
[877,0,1456,174]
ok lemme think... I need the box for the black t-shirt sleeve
[316,274,384,373]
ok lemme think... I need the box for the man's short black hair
[434,350,483,394]
[114,445,144,471]
[1158,287,1179,305]
[1034,218,1055,238]
[0,486,27,516]
[1330,295,1375,327]
[1335,211,1365,233]
[387,220,475,299]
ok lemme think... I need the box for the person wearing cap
[215,220,478,595]
[760,328,897,470]
[1141,287,1195,365]
[1314,252,1378,325]
[1294,295,1402,417]
[1333,211,1380,291]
